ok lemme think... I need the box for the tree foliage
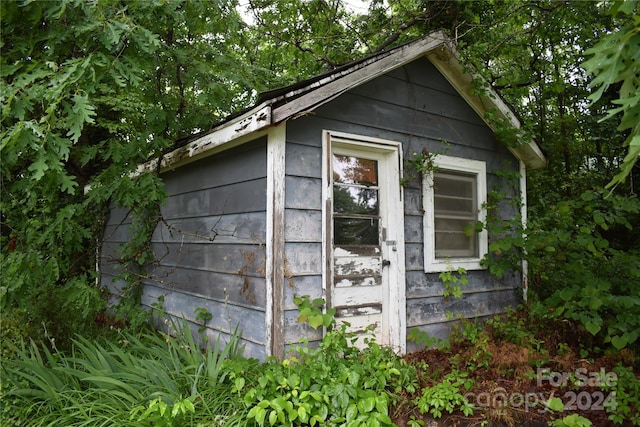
[1,0,255,347]
[582,1,640,190]
[1,0,638,352]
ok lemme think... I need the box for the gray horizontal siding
[143,284,265,359]
[100,137,269,359]
[162,138,267,195]
[150,242,264,274]
[151,213,266,245]
[141,265,266,308]
[284,242,322,276]
[282,141,324,346]
[406,287,518,329]
[285,176,322,210]
[161,178,267,217]
[284,209,322,242]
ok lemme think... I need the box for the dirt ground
[390,324,638,427]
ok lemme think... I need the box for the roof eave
[136,103,272,174]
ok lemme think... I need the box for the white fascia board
[426,46,547,170]
[135,103,272,175]
[508,142,547,170]
[272,33,449,123]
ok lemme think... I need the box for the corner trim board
[265,123,287,359]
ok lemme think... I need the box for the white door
[324,132,406,351]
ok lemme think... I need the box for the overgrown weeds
[2,302,638,426]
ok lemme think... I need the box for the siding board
[284,209,322,242]
[406,288,517,327]
[283,309,323,344]
[284,242,322,276]
[283,275,323,310]
[151,213,266,245]
[316,94,494,147]
[162,137,267,195]
[350,74,484,125]
[404,243,423,271]
[386,57,458,95]
[404,215,422,243]
[161,178,267,218]
[285,143,322,178]
[142,285,266,345]
[406,270,519,300]
[141,266,266,308]
[403,189,422,216]
[284,176,322,210]
[150,242,265,275]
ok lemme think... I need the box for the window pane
[434,173,475,197]
[435,217,477,257]
[434,195,475,214]
[333,154,378,186]
[333,186,378,215]
[334,217,379,246]
[435,231,476,258]
[433,171,478,258]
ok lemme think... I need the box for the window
[423,155,487,272]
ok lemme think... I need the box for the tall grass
[0,319,249,426]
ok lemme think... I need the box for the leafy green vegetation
[1,0,639,426]
[4,302,637,426]
[482,187,640,351]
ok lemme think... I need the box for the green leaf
[346,403,357,422]
[268,409,277,426]
[376,412,393,425]
[547,397,565,412]
[66,92,96,143]
[28,154,50,180]
[358,396,376,413]
[585,320,601,336]
[298,405,308,423]
[308,314,324,329]
[611,335,628,350]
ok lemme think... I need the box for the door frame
[322,130,406,353]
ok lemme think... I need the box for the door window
[332,154,380,246]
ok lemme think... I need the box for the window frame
[423,155,488,273]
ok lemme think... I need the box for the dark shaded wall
[101,138,269,358]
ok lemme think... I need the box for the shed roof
[141,31,546,174]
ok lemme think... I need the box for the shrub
[484,189,640,352]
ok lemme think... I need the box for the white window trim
[423,154,488,273]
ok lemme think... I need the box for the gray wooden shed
[101,32,546,360]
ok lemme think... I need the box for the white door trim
[322,130,406,353]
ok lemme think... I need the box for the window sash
[423,155,487,273]
[433,171,478,258]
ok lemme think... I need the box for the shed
[100,32,546,360]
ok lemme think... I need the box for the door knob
[382,259,391,267]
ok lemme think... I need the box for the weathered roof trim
[136,104,271,174]
[143,31,546,173]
